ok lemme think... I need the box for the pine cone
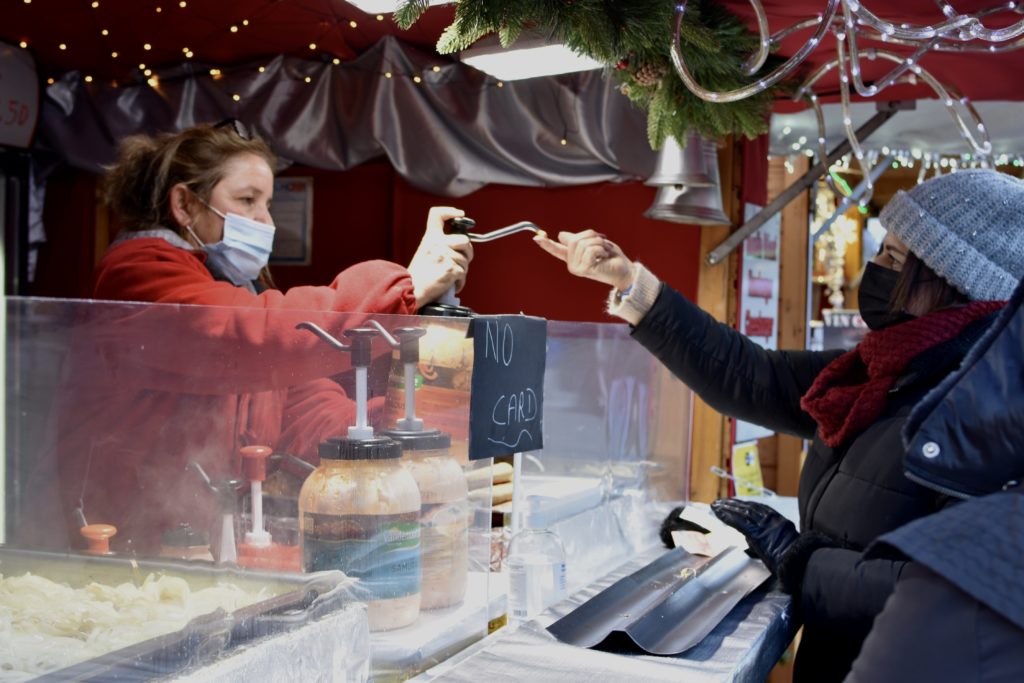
[632,61,667,87]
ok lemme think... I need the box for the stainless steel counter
[411,545,795,683]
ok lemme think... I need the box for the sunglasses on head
[213,117,251,140]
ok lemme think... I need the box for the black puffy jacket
[846,279,1024,683]
[630,285,995,683]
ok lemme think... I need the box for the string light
[101,29,109,36]
[560,138,568,145]
[143,43,152,50]
[670,0,1006,172]
[304,75,312,83]
[332,58,340,65]
[376,14,384,21]
[385,71,393,78]
[111,51,118,57]
[19,40,27,48]
[91,1,99,7]
[156,6,162,12]
[242,19,248,26]
[230,25,238,32]
[432,65,440,72]
[349,20,357,28]
[59,43,67,50]
[47,78,54,84]
[497,81,504,87]
[413,75,422,83]
[85,75,93,82]
[232,93,241,101]
[309,42,316,50]
[179,1,186,6]
[258,65,265,73]
[144,69,152,76]
[147,76,158,87]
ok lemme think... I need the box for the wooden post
[687,137,742,503]
[772,155,811,496]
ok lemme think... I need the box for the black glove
[710,498,799,575]
[659,505,712,548]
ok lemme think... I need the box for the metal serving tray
[0,547,353,681]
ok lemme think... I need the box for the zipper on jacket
[903,469,971,501]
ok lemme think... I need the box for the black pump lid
[318,436,402,461]
[161,522,209,548]
[381,429,451,451]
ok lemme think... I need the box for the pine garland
[395,0,785,148]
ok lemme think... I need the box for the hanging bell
[644,185,731,225]
[645,131,716,188]
[644,133,730,225]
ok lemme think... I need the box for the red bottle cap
[81,523,117,555]
[240,445,272,482]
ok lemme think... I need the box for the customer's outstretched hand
[534,229,634,291]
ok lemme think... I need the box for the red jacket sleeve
[83,238,417,394]
[93,238,417,314]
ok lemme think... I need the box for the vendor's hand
[710,498,799,576]
[534,230,634,291]
[408,206,475,308]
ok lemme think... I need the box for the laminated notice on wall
[730,441,765,497]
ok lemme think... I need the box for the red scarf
[800,301,1005,448]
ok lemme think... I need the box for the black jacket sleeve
[799,547,907,634]
[631,284,841,439]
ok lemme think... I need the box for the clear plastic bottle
[299,436,422,631]
[506,527,567,626]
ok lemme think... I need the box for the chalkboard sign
[467,315,547,460]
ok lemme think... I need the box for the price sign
[0,42,40,149]
[467,315,547,460]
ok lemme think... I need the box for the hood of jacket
[902,280,1024,499]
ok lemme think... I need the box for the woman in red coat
[31,122,473,554]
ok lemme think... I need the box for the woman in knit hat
[535,168,1024,683]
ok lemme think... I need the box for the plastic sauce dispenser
[371,320,469,610]
[296,321,423,631]
[300,437,422,631]
[237,445,302,571]
[384,429,469,610]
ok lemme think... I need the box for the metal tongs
[446,217,545,242]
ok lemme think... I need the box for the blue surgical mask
[187,201,276,287]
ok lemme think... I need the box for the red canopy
[5,1,1023,104]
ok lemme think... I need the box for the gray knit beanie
[879,168,1024,301]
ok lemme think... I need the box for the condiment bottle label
[303,512,421,600]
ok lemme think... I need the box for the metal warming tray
[0,547,354,681]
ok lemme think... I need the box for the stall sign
[822,308,868,351]
[467,315,546,460]
[0,42,39,150]
[735,203,781,443]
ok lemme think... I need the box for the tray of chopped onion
[0,548,354,681]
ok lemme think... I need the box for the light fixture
[343,0,449,13]
[459,29,603,81]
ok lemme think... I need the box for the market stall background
[6,1,1024,321]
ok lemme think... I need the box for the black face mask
[859,262,914,331]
